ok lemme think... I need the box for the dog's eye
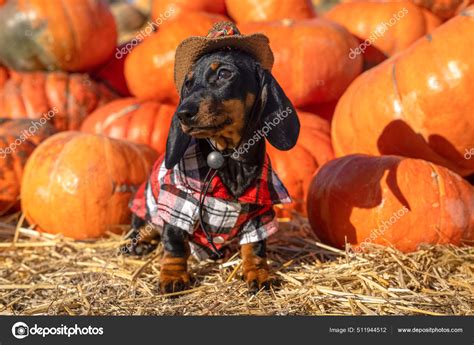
[184,79,193,91]
[217,69,232,80]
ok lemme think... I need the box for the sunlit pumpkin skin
[0,71,117,131]
[240,19,363,107]
[125,11,228,103]
[343,0,471,20]
[0,0,117,72]
[332,7,474,177]
[21,132,158,240]
[81,98,175,156]
[267,111,334,217]
[411,0,473,19]
[308,154,474,252]
[325,1,442,57]
[0,118,56,215]
[226,0,315,23]
[151,0,226,22]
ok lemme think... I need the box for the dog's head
[165,50,299,169]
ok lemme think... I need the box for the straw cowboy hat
[174,21,274,94]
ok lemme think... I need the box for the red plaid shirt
[130,140,291,259]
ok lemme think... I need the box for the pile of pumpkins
[0,0,472,253]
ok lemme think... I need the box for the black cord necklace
[197,139,235,258]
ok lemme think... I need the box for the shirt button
[213,236,225,244]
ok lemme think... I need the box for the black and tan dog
[123,22,299,294]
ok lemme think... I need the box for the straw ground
[0,212,472,315]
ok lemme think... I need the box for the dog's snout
[177,103,198,124]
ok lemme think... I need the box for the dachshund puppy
[123,48,299,294]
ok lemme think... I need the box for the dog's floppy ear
[256,65,299,150]
[164,110,191,169]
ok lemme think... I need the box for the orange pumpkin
[0,0,117,72]
[332,7,474,177]
[0,65,8,89]
[267,111,334,216]
[300,100,339,122]
[411,0,473,19]
[308,154,474,252]
[226,0,315,23]
[0,118,56,215]
[0,71,117,131]
[81,98,175,156]
[90,42,133,97]
[151,0,226,22]
[124,11,228,103]
[325,1,442,57]
[21,132,158,240]
[240,19,363,107]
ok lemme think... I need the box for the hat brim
[174,34,274,94]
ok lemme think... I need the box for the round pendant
[207,151,225,169]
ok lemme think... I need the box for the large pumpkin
[21,132,158,240]
[300,100,339,122]
[240,19,363,107]
[90,42,133,97]
[81,98,175,155]
[411,0,473,19]
[0,0,117,72]
[226,0,315,23]
[0,65,8,89]
[0,71,117,131]
[325,1,442,57]
[124,11,228,103]
[267,111,334,216]
[332,7,474,177]
[151,0,226,22]
[308,154,474,252]
[0,118,56,215]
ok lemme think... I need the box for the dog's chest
[130,140,291,258]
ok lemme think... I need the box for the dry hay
[0,212,472,316]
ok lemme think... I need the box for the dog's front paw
[159,271,191,294]
[159,256,190,294]
[243,266,272,293]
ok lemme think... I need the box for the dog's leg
[241,240,271,292]
[120,214,160,256]
[160,222,191,294]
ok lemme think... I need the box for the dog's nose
[177,110,194,122]
[177,104,198,124]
